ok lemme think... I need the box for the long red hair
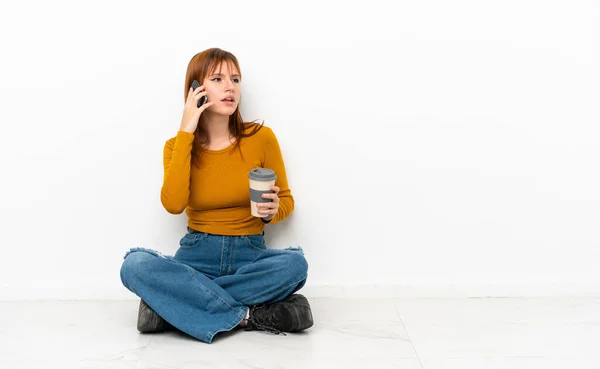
[184,48,263,167]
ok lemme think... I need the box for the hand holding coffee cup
[249,168,280,219]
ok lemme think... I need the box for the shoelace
[247,304,287,336]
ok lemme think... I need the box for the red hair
[184,48,263,167]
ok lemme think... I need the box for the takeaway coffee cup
[248,168,277,217]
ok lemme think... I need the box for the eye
[211,77,240,83]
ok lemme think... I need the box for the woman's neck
[201,113,231,142]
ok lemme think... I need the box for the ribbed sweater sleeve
[262,128,294,224]
[160,130,195,214]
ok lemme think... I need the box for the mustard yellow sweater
[160,124,294,235]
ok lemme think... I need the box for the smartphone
[191,80,208,108]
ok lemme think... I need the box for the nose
[225,80,235,92]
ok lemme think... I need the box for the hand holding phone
[191,80,208,108]
[179,80,214,134]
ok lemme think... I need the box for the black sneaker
[245,294,314,335]
[137,299,174,333]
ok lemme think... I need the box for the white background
[0,0,598,300]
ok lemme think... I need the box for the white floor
[2,297,600,368]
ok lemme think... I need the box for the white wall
[1,0,598,300]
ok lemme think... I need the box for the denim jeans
[119,227,308,343]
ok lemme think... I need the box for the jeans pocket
[179,233,206,249]
[245,234,267,251]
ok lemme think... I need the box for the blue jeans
[119,227,308,343]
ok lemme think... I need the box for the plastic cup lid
[248,168,277,181]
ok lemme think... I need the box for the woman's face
[203,61,241,116]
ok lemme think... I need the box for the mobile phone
[191,80,208,108]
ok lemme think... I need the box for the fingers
[257,201,277,208]
[193,90,208,101]
[187,86,207,102]
[185,86,212,112]
[187,86,199,100]
[199,101,215,111]
[257,202,278,215]
[261,192,280,202]
[257,188,279,215]
[190,84,204,94]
